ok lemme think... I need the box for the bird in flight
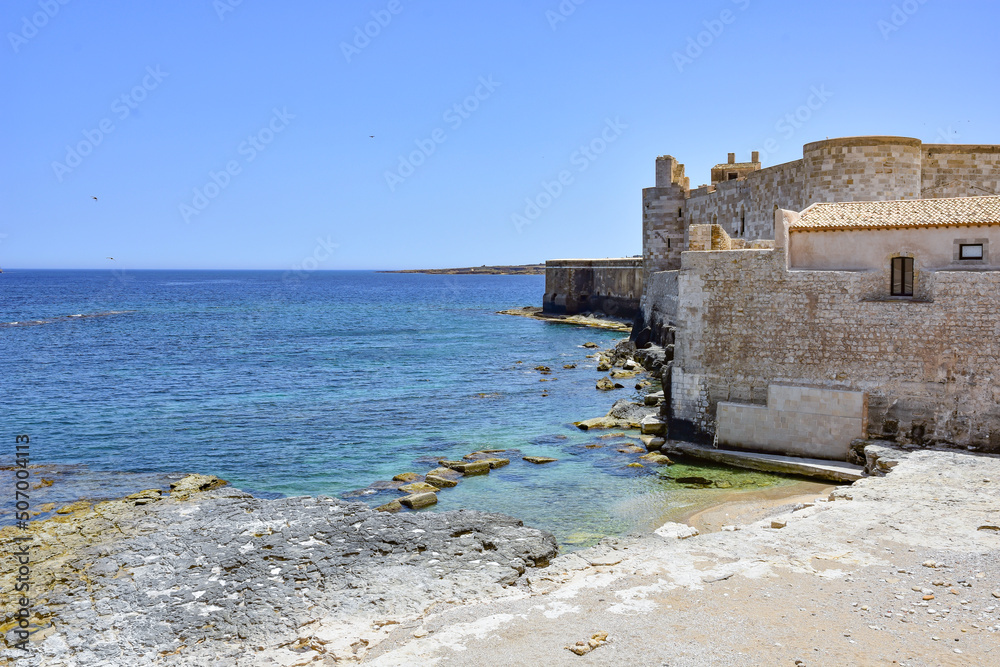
[369,135,374,138]
[92,196,98,201]
[107,257,115,260]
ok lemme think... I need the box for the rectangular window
[959,243,984,260]
[727,173,738,180]
[890,257,914,296]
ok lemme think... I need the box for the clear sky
[2,0,997,270]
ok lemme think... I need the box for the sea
[0,269,796,550]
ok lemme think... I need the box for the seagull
[107,257,115,260]
[369,135,374,138]
[92,196,98,201]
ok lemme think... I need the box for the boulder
[617,445,645,454]
[398,482,439,494]
[575,416,622,430]
[597,358,613,372]
[640,434,666,451]
[523,456,558,464]
[609,370,637,379]
[392,472,422,483]
[375,500,402,512]
[640,415,667,436]
[399,493,437,509]
[426,467,462,479]
[644,390,665,406]
[639,452,673,465]
[563,363,577,369]
[169,474,227,500]
[607,399,657,422]
[582,342,600,348]
[534,366,551,372]
[596,377,616,391]
[654,522,699,540]
[623,359,640,371]
[425,474,458,489]
[437,460,491,476]
[479,458,510,469]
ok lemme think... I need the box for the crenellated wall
[543,258,643,319]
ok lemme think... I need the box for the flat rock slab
[664,442,864,482]
[523,456,558,464]
[0,477,557,666]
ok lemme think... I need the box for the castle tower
[802,136,922,203]
[642,155,689,278]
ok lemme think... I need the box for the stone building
[642,136,1000,283]
[668,196,1000,458]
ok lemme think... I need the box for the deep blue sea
[1,269,793,549]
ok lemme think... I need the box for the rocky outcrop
[0,475,558,666]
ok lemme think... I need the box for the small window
[740,209,746,236]
[677,207,682,218]
[728,172,738,180]
[959,243,984,260]
[890,257,914,296]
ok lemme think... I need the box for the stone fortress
[544,136,1000,459]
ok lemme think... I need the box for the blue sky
[1,0,997,270]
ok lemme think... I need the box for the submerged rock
[523,456,558,464]
[425,474,458,488]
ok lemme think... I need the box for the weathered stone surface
[583,341,600,348]
[639,452,672,465]
[478,458,510,469]
[640,434,666,451]
[424,474,458,489]
[617,445,645,454]
[607,399,657,423]
[597,358,613,372]
[375,499,402,512]
[426,467,462,479]
[399,492,438,509]
[596,377,616,391]
[168,473,226,499]
[398,482,440,494]
[523,456,558,464]
[0,481,558,666]
[439,460,491,476]
[609,369,637,379]
[640,415,667,436]
[392,472,423,483]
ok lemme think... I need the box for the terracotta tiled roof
[792,195,1000,231]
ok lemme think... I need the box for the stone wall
[716,385,867,460]
[921,144,1000,198]
[670,237,1000,452]
[638,269,679,345]
[802,136,923,203]
[543,258,643,319]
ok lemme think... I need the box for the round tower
[802,136,922,204]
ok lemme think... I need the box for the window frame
[890,256,914,297]
[959,243,984,260]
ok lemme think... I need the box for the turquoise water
[0,269,794,549]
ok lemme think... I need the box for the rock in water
[523,456,558,464]
[169,474,226,499]
[425,474,458,488]
[399,492,438,509]
[596,377,616,391]
[392,472,423,483]
[583,341,599,348]
[398,482,439,494]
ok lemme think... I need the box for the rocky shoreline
[0,475,557,665]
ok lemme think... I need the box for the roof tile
[791,195,1000,231]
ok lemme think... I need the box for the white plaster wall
[789,225,1000,271]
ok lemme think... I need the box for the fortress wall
[638,269,678,346]
[642,185,687,276]
[921,144,1000,198]
[802,136,923,203]
[543,258,643,318]
[685,160,804,242]
[670,247,1000,451]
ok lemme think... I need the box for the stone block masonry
[670,239,1000,452]
[716,385,867,460]
[543,258,643,319]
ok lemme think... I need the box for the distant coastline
[378,263,544,275]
